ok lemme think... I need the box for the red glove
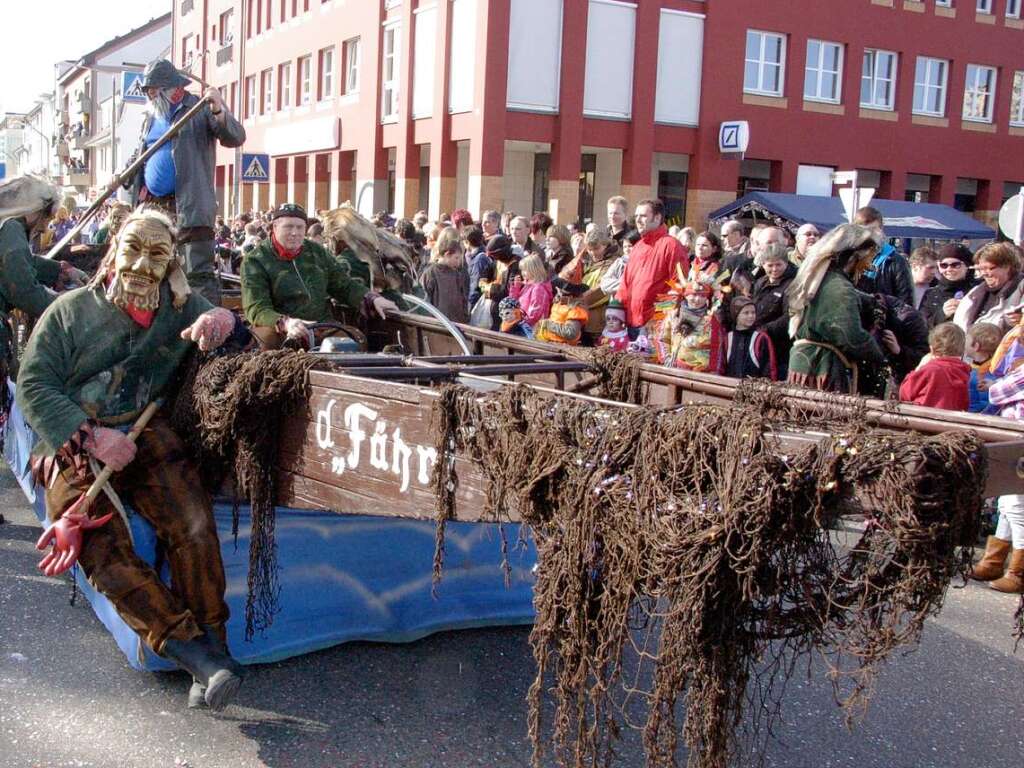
[85,427,137,471]
[179,307,236,352]
[36,496,114,577]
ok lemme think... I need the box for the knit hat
[485,234,513,261]
[141,59,190,89]
[605,299,626,323]
[269,203,310,223]
[729,296,755,324]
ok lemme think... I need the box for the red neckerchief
[105,273,156,328]
[272,231,302,261]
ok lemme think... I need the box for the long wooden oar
[44,95,212,259]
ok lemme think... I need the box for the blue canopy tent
[708,192,995,241]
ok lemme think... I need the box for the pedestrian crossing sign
[122,71,146,104]
[242,153,270,183]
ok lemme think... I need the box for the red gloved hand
[84,427,137,471]
[36,498,114,577]
[179,307,236,352]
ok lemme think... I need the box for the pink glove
[36,499,114,577]
[85,427,137,471]
[282,316,310,339]
[179,308,235,352]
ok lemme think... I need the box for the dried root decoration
[430,382,986,768]
[568,346,648,405]
[171,349,321,639]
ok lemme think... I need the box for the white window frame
[977,0,993,14]
[343,37,360,94]
[861,49,897,110]
[299,55,312,106]
[1011,71,1024,126]
[279,61,292,109]
[913,56,949,117]
[320,46,334,100]
[1008,0,1022,18]
[743,30,786,97]
[245,75,257,118]
[935,0,952,6]
[381,22,401,121]
[804,39,843,104]
[261,68,273,114]
[963,63,997,122]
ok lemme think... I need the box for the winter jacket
[546,245,574,276]
[421,262,469,324]
[898,356,970,411]
[968,364,998,414]
[615,225,689,328]
[920,274,978,328]
[874,294,931,382]
[953,273,1024,335]
[126,92,246,230]
[0,218,62,354]
[509,279,554,327]
[856,243,914,307]
[467,249,495,309]
[751,263,798,374]
[721,328,777,380]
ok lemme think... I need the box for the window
[219,9,234,44]
[935,0,952,6]
[319,46,334,100]
[861,49,897,110]
[278,62,292,108]
[963,64,997,122]
[1009,0,1022,18]
[913,57,948,116]
[298,55,312,105]
[804,39,843,103]
[744,30,786,96]
[245,75,257,118]
[381,24,400,119]
[343,37,360,94]
[977,0,993,13]
[261,68,273,114]
[1011,71,1024,126]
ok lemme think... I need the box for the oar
[44,95,212,259]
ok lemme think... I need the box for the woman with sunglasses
[920,244,979,328]
[953,242,1024,334]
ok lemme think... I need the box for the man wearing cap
[241,204,400,348]
[122,59,245,304]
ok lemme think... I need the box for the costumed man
[122,59,245,304]
[241,203,400,348]
[17,207,249,712]
[0,176,88,383]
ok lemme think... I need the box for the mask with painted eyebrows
[107,214,175,311]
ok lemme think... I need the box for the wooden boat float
[272,310,1024,508]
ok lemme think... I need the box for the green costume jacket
[16,283,213,454]
[788,268,885,389]
[0,218,62,352]
[241,238,368,327]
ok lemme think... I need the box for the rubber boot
[970,536,1012,581]
[990,549,1024,594]
[187,626,233,710]
[162,636,244,712]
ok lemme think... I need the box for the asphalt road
[2,464,1023,768]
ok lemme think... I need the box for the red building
[173,0,1024,228]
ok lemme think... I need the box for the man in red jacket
[615,198,689,336]
[898,322,970,411]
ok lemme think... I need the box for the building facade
[172,0,1024,228]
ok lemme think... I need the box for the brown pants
[45,418,228,654]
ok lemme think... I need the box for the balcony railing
[182,0,194,15]
[216,43,234,67]
[63,169,90,187]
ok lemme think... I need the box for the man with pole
[19,207,249,711]
[124,59,246,304]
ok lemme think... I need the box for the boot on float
[990,549,1024,594]
[162,631,244,712]
[970,536,1012,581]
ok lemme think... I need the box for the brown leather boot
[970,536,1012,581]
[990,549,1024,594]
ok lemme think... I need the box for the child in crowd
[720,297,776,380]
[420,226,469,324]
[508,254,554,329]
[898,322,970,410]
[662,280,723,372]
[599,301,630,352]
[965,322,1002,414]
[497,297,533,338]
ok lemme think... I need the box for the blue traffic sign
[241,153,270,183]
[122,71,146,104]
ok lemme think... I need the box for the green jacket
[789,267,885,386]
[15,283,213,454]
[0,218,62,350]
[241,238,368,327]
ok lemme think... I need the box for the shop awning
[708,192,995,240]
